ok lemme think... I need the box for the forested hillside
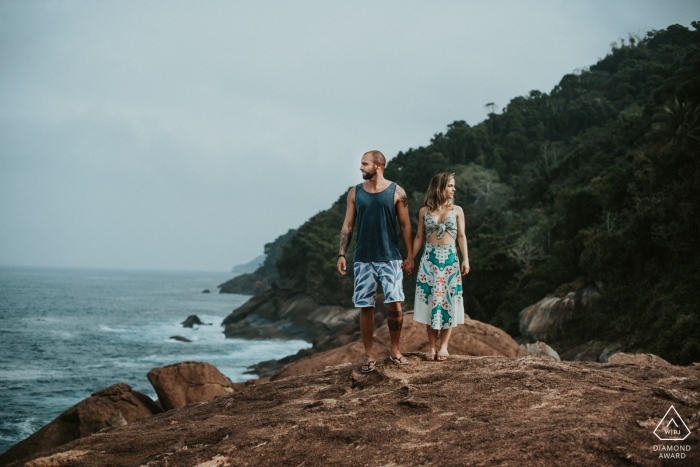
[243,23,700,364]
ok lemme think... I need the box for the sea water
[0,266,310,454]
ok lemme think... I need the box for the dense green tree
[258,23,700,364]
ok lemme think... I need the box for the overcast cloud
[1,0,699,271]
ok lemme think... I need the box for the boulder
[272,312,528,380]
[607,352,671,366]
[520,341,561,361]
[181,315,211,327]
[0,383,160,466]
[519,281,601,341]
[146,362,235,411]
[201,289,211,293]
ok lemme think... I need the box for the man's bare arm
[337,187,356,275]
[395,184,408,208]
[395,184,414,274]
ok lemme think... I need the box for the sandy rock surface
[273,313,528,380]
[147,362,235,411]
[608,352,671,366]
[7,356,699,467]
[0,383,160,466]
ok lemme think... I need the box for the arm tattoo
[339,227,353,255]
[396,186,408,208]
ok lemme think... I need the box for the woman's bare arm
[412,207,427,260]
[456,206,470,275]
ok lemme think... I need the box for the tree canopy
[256,23,700,364]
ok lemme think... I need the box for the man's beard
[362,169,376,180]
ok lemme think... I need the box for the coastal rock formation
[0,383,160,466]
[244,296,388,377]
[222,288,359,342]
[169,336,192,343]
[181,315,210,328]
[272,312,528,380]
[8,356,699,467]
[147,362,235,411]
[608,352,671,366]
[519,281,602,341]
[520,341,561,361]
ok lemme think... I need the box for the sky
[1,1,699,272]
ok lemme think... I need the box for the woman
[412,172,470,361]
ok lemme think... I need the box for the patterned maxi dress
[413,210,466,329]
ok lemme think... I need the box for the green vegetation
[266,23,700,364]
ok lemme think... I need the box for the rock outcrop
[0,383,160,466]
[8,356,699,467]
[519,280,602,341]
[222,288,359,342]
[244,295,389,377]
[272,312,528,380]
[169,335,192,343]
[146,362,235,411]
[181,315,210,328]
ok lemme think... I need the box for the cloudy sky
[1,1,698,272]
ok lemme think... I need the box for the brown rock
[521,341,561,361]
[607,352,671,366]
[272,312,527,380]
[0,383,160,466]
[9,357,700,467]
[147,361,235,411]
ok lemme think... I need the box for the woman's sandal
[390,355,410,365]
[361,356,376,374]
[436,350,449,361]
[425,350,436,361]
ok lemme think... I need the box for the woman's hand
[461,261,470,276]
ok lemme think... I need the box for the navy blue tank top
[353,182,402,263]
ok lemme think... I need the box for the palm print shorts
[352,260,404,307]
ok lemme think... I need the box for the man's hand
[337,256,347,275]
[402,257,414,276]
[461,262,470,276]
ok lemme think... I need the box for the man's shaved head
[364,150,386,168]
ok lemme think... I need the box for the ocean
[0,266,310,454]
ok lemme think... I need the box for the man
[337,150,414,373]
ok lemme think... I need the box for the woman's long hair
[424,172,455,212]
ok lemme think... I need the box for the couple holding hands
[337,150,470,373]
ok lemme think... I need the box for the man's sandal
[361,356,376,374]
[390,355,409,365]
[425,350,436,361]
[436,350,449,361]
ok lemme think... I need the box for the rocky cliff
[8,356,699,466]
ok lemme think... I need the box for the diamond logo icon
[654,406,691,441]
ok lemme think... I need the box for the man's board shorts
[352,260,404,307]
